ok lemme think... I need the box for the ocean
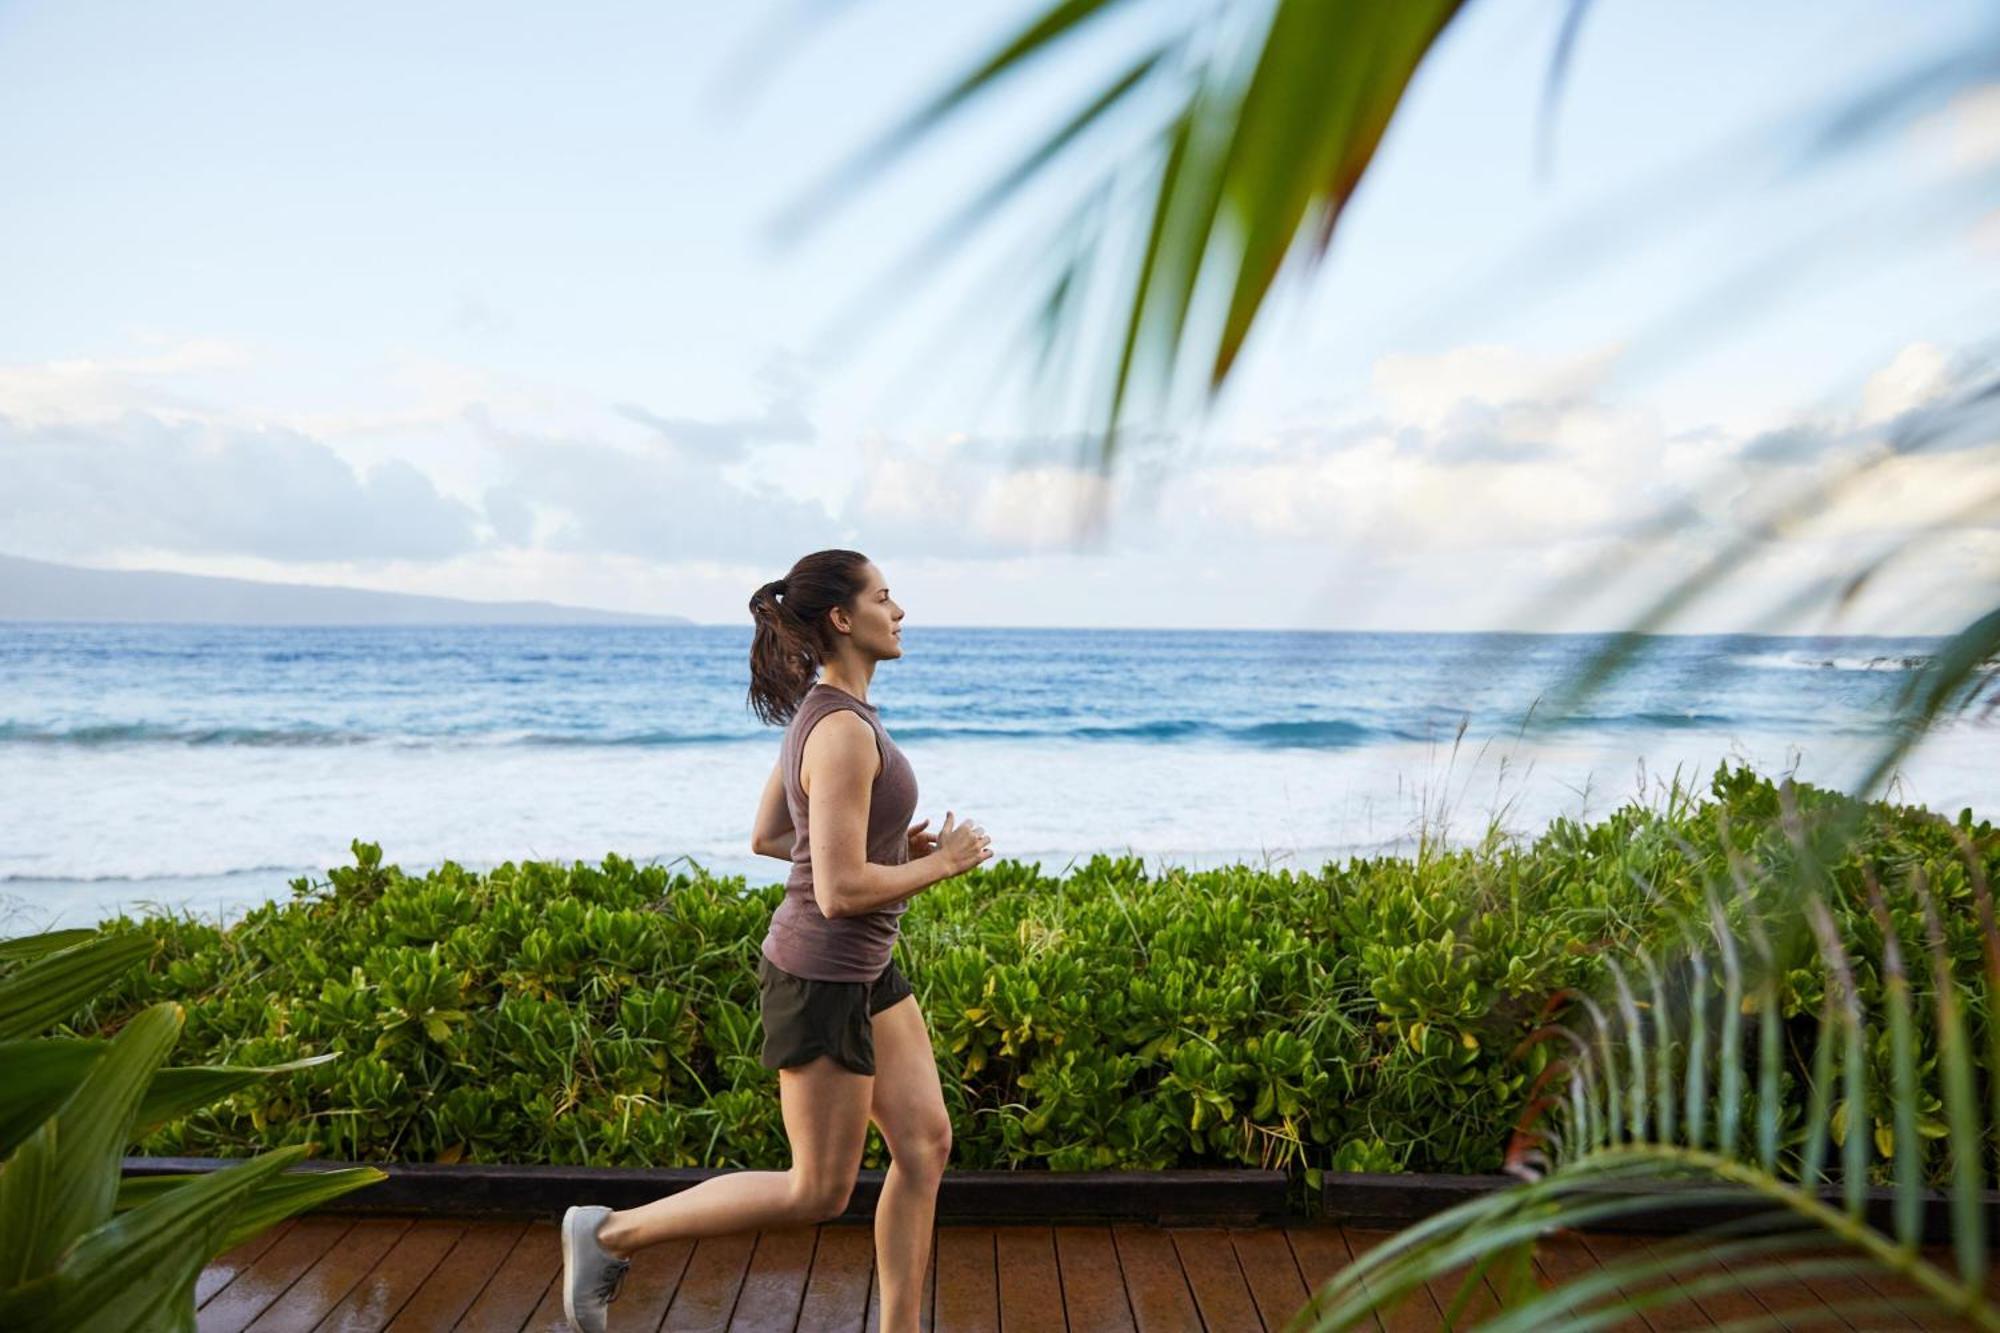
[1,622,1990,932]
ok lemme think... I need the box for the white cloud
[1369,342,1621,431]
[473,414,841,563]
[614,354,817,463]
[0,330,1990,633]
[0,411,480,562]
[1860,342,1952,426]
[1912,82,2000,173]
[0,337,256,424]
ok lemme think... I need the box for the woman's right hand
[936,810,993,875]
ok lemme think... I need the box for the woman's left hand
[907,818,939,860]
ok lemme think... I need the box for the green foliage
[58,765,1998,1210]
[0,928,383,1331]
[1297,768,2000,1330]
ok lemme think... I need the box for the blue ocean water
[0,623,1987,930]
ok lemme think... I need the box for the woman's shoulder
[798,702,877,748]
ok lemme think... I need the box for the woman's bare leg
[865,995,953,1333]
[595,1054,873,1257]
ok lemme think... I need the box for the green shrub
[65,762,1996,1201]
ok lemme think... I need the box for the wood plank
[1584,1230,1740,1333]
[661,1229,759,1332]
[1337,1227,1442,1333]
[1625,1235,1755,1330]
[1054,1225,1137,1333]
[1229,1225,1310,1333]
[1168,1225,1263,1333]
[198,1218,300,1308]
[1422,1259,1504,1331]
[729,1225,817,1332]
[1531,1232,1651,1333]
[1283,1225,1382,1333]
[799,1224,879,1333]
[197,1215,358,1333]
[930,1225,997,1333]
[1701,1238,1853,1331]
[1109,1226,1201,1333]
[1848,1250,1965,1333]
[995,1226,1064,1333]
[1774,1246,1918,1330]
[454,1220,561,1333]
[312,1218,464,1332]
[382,1221,529,1333]
[517,1269,571,1333]
[1579,1232,1712,1333]
[240,1217,413,1332]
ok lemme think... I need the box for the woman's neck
[818,668,871,703]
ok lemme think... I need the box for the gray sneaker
[561,1204,631,1333]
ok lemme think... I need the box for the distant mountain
[0,554,692,626]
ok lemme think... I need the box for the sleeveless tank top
[759,681,920,981]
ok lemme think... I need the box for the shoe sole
[560,1206,586,1333]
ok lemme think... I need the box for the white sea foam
[4,722,1990,932]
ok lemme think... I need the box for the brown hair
[747,548,872,725]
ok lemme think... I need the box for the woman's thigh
[778,1055,874,1201]
[867,995,951,1164]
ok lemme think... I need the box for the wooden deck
[193,1214,1990,1332]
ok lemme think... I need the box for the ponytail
[747,550,870,725]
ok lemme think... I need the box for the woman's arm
[803,711,956,918]
[750,757,795,859]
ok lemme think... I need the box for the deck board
[199,1215,360,1332]
[184,1214,1992,1330]
[1055,1225,1139,1332]
[199,1217,302,1308]
[797,1224,878,1332]
[733,1227,818,1333]
[1345,1227,1449,1333]
[242,1216,415,1332]
[1112,1224,1203,1333]
[383,1222,529,1332]
[1283,1223,1382,1333]
[992,1225,1064,1331]
[1167,1225,1262,1331]
[1579,1231,1714,1333]
[452,1220,560,1333]
[1229,1225,1310,1332]
[930,1225,997,1332]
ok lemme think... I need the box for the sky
[1,0,1997,633]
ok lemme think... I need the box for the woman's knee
[788,1171,855,1221]
[894,1119,952,1176]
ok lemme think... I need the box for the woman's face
[839,563,904,660]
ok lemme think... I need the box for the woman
[560,549,993,1333]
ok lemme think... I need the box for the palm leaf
[1296,806,2000,1330]
[6,1003,183,1281]
[0,1039,104,1160]
[0,1037,337,1160]
[114,1164,387,1254]
[0,930,154,1041]
[0,930,98,964]
[777,0,1470,471]
[134,1052,341,1137]
[0,1142,312,1331]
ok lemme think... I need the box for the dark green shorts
[757,953,914,1076]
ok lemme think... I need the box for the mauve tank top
[759,681,920,981]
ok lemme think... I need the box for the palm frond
[1298,797,2000,1330]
